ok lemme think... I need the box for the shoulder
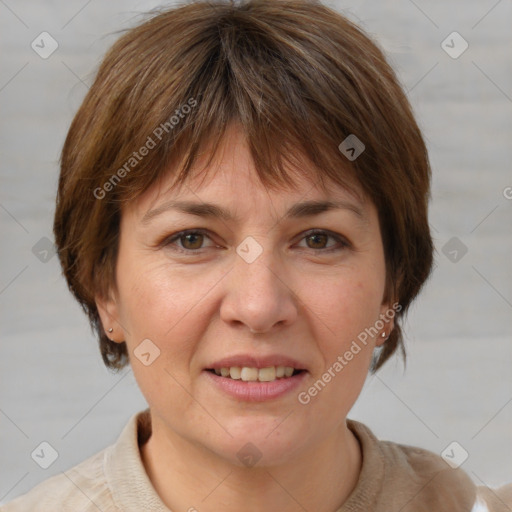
[381,438,477,509]
[1,410,151,512]
[1,450,113,511]
[0,448,117,512]
[382,441,512,511]
[475,482,512,512]
[347,419,478,511]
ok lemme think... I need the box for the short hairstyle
[54,0,433,373]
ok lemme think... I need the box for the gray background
[1,0,511,504]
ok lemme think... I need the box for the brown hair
[54,0,433,373]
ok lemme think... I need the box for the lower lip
[203,370,308,402]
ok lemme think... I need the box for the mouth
[204,366,308,402]
[204,355,309,401]
[206,366,306,382]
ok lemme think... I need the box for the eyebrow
[141,199,367,225]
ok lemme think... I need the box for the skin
[97,122,394,512]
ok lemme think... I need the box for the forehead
[128,123,368,221]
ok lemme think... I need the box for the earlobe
[96,293,123,343]
[375,330,388,347]
[377,300,397,346]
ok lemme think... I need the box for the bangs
[103,5,370,205]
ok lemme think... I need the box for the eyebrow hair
[141,199,367,225]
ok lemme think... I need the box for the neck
[140,414,362,512]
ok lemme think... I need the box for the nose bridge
[236,244,280,296]
[220,238,298,332]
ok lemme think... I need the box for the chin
[209,415,311,468]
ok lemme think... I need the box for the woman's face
[98,123,393,467]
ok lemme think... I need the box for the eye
[161,228,350,254]
[163,229,216,253]
[296,229,350,253]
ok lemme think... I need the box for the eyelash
[161,229,350,255]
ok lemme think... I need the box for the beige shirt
[2,408,510,511]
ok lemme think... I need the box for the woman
[2,0,510,510]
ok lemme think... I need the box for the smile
[204,367,308,402]
[208,366,302,382]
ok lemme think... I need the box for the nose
[219,246,299,335]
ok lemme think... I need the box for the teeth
[258,367,276,382]
[212,366,298,382]
[230,367,242,379]
[241,367,258,381]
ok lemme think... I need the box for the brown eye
[297,230,350,253]
[180,232,204,250]
[306,232,329,249]
[163,229,215,253]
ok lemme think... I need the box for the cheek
[116,260,175,335]
[301,267,384,390]
[298,277,382,416]
[300,271,384,342]
[114,252,221,359]
[114,255,206,409]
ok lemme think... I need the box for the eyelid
[158,228,217,251]
[160,228,351,254]
[297,229,351,252]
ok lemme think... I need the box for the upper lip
[206,354,308,371]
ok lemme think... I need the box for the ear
[376,299,398,347]
[96,290,124,344]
